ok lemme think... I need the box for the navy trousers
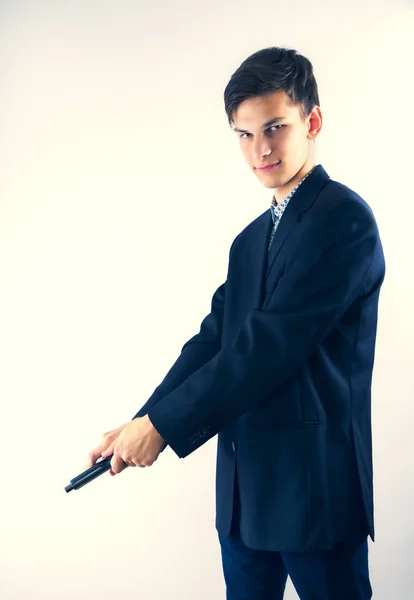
[218,469,372,600]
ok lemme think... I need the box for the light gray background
[0,1,413,598]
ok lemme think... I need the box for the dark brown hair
[224,47,320,127]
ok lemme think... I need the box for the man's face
[231,90,321,199]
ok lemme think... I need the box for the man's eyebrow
[233,116,287,133]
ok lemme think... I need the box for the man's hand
[101,415,165,475]
[84,422,129,475]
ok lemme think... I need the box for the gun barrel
[65,455,113,492]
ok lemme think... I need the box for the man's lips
[256,161,281,172]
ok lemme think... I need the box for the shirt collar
[270,166,316,224]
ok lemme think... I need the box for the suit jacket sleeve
[146,198,384,458]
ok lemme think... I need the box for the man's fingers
[109,453,147,473]
[84,425,127,471]
[84,450,102,470]
[85,440,116,470]
[110,454,129,475]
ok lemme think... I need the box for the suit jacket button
[232,442,236,451]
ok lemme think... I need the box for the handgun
[65,455,113,493]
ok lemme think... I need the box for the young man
[87,47,385,599]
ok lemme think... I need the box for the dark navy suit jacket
[132,164,386,552]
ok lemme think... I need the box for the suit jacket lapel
[236,165,331,312]
[266,165,331,278]
[237,210,272,311]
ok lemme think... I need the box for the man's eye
[239,125,284,139]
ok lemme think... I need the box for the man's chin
[256,176,282,189]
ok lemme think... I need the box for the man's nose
[251,138,273,163]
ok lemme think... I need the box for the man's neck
[273,161,316,204]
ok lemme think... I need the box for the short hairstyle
[224,47,320,128]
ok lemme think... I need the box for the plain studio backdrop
[0,1,413,598]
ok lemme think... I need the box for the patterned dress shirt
[268,166,316,251]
